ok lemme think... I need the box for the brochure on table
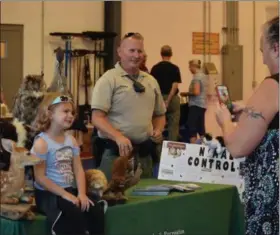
[158,141,245,199]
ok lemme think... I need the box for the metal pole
[227,1,234,45]
[234,1,239,44]
[252,1,256,88]
[208,1,211,62]
[41,1,45,76]
[226,1,230,44]
[203,1,207,64]
[222,1,226,45]
[230,1,234,45]
[233,1,235,44]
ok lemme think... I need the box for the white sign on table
[158,141,245,199]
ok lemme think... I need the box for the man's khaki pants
[163,94,181,141]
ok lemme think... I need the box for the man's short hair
[161,45,172,57]
[121,32,144,41]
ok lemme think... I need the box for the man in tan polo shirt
[91,33,166,180]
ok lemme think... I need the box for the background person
[181,59,207,143]
[151,45,182,141]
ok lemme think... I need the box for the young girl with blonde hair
[32,92,104,235]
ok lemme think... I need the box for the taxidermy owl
[11,75,45,150]
[12,75,46,126]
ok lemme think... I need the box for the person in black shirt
[151,45,182,141]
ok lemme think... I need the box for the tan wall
[1,1,104,86]
[122,1,278,102]
[2,1,278,99]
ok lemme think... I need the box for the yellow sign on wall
[192,32,220,55]
[1,41,7,58]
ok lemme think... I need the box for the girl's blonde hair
[33,92,76,132]
[189,59,201,69]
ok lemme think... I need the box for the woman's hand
[232,101,245,122]
[232,101,245,113]
[62,192,80,207]
[78,194,94,212]
[215,103,232,128]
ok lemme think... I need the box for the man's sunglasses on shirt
[133,80,145,93]
[126,76,145,93]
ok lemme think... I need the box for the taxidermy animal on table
[85,169,109,213]
[0,137,42,220]
[85,169,108,200]
[102,153,143,205]
[0,119,19,170]
[12,74,46,150]
[202,133,225,154]
[12,74,46,126]
[11,75,46,198]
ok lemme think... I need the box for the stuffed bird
[11,75,45,150]
[12,75,45,126]
[102,154,142,205]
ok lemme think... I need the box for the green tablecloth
[0,179,244,235]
